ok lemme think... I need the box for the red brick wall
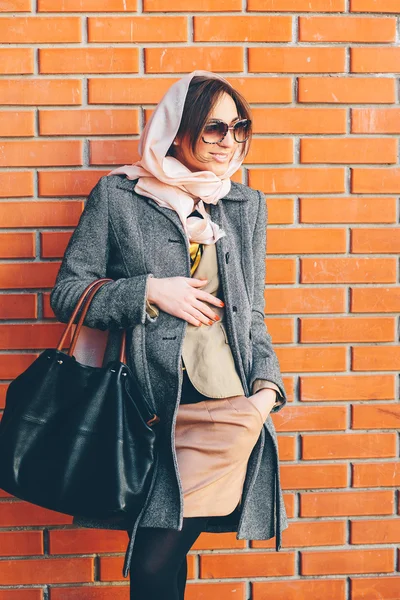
[0,0,399,597]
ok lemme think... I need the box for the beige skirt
[175,392,273,518]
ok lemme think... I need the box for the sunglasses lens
[202,122,227,144]
[234,120,250,143]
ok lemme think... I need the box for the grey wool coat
[50,174,289,578]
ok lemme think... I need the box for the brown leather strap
[56,278,127,365]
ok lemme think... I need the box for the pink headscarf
[108,70,245,245]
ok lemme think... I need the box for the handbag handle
[56,279,127,364]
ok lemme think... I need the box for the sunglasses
[201,118,251,144]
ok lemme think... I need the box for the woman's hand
[147,276,224,326]
[249,388,278,421]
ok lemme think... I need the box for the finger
[191,298,220,322]
[183,305,214,326]
[187,278,208,287]
[194,289,225,307]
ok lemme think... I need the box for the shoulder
[230,180,264,202]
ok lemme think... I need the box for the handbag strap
[56,279,127,364]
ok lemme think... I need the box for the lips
[210,153,230,163]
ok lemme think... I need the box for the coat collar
[114,175,248,202]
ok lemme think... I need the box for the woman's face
[173,92,240,177]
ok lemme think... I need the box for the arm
[50,176,159,330]
[248,191,287,413]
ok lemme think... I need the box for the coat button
[232,306,237,313]
[225,252,230,264]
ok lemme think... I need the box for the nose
[218,128,236,148]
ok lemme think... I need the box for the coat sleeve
[50,176,159,330]
[248,190,287,413]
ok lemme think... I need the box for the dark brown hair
[168,76,253,163]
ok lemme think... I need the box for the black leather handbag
[0,278,160,528]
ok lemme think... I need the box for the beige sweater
[145,230,283,407]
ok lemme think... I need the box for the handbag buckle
[147,414,160,427]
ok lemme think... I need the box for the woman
[50,70,288,599]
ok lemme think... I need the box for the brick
[0,141,82,167]
[227,77,292,103]
[352,108,400,133]
[0,172,33,197]
[353,462,400,488]
[0,263,60,289]
[252,108,346,133]
[50,590,129,600]
[250,0,345,8]
[145,47,243,73]
[249,47,345,73]
[40,109,139,136]
[0,17,81,43]
[0,201,83,227]
[0,110,34,137]
[49,530,127,555]
[40,48,138,74]
[350,519,400,544]
[298,77,395,103]
[0,501,71,526]
[301,257,396,284]
[89,77,177,104]
[301,548,394,576]
[351,228,400,253]
[38,0,137,9]
[0,48,33,74]
[300,374,395,401]
[186,583,246,599]
[0,593,42,600]
[90,140,140,166]
[266,287,345,314]
[256,521,346,552]
[300,196,397,223]
[245,138,293,164]
[0,80,82,106]
[41,231,71,258]
[281,463,347,490]
[275,405,347,431]
[264,318,294,343]
[38,171,108,197]
[200,552,295,578]
[0,557,93,585]
[351,576,400,599]
[0,531,43,557]
[0,233,35,259]
[253,580,346,600]
[299,16,396,42]
[267,227,346,254]
[279,436,296,461]
[0,354,37,379]
[352,404,400,430]
[88,16,187,42]
[352,347,400,371]
[351,0,400,12]
[193,532,245,550]
[0,0,31,10]
[301,137,397,164]
[0,294,37,319]
[351,287,400,313]
[352,47,400,73]
[250,168,345,194]
[302,433,396,460]
[300,317,395,343]
[194,16,292,42]
[0,383,7,408]
[266,259,296,284]
[0,324,67,350]
[266,199,294,224]
[301,491,394,518]
[143,0,242,10]
[276,346,346,373]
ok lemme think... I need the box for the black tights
[128,517,209,600]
